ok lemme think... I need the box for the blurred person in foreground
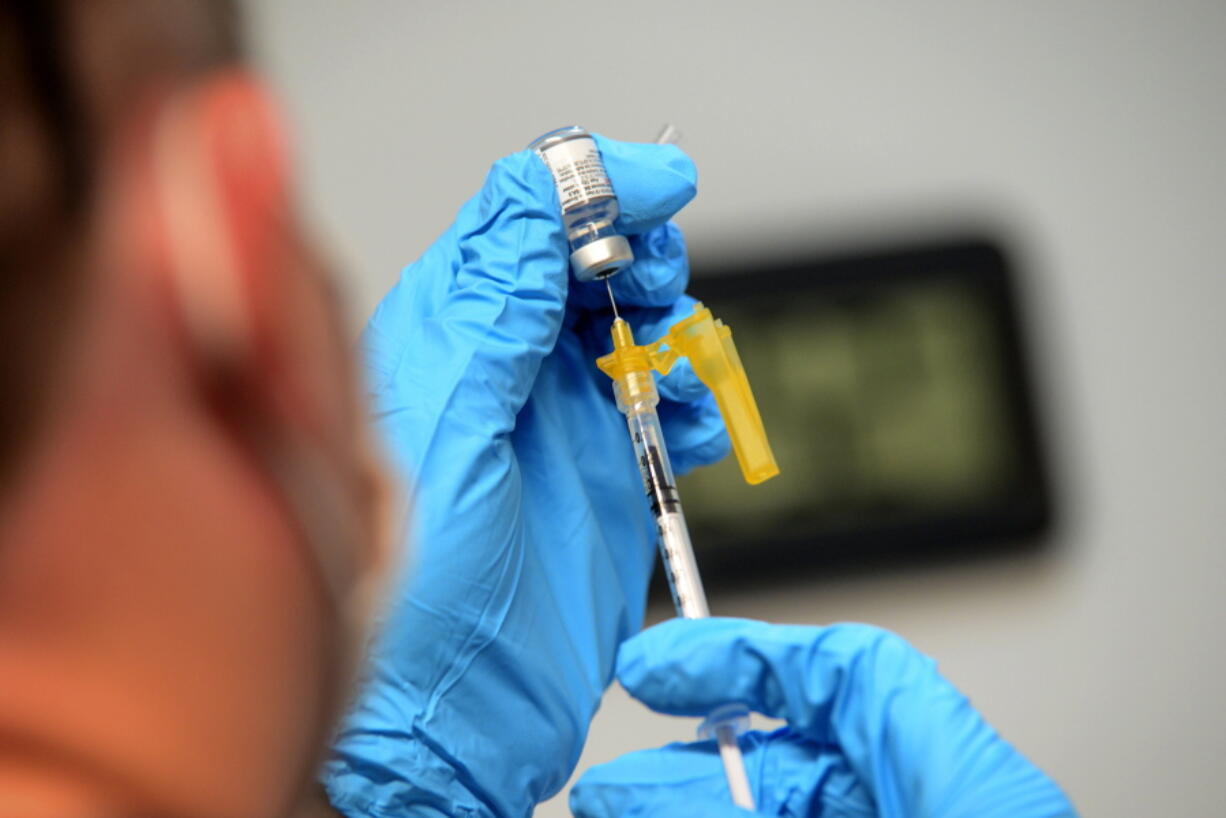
[0,2,1075,817]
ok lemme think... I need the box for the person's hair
[0,0,242,487]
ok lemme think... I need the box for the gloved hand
[571,618,1077,818]
[321,136,730,818]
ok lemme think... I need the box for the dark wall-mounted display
[669,237,1055,594]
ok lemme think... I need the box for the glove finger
[616,618,1077,818]
[567,222,689,311]
[656,357,708,405]
[658,393,730,476]
[594,134,697,235]
[613,223,689,308]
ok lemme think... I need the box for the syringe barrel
[700,705,756,810]
[614,377,711,619]
[614,370,752,808]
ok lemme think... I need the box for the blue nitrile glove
[321,136,730,818]
[571,618,1077,818]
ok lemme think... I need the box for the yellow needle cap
[596,304,780,485]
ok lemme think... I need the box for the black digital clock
[672,236,1055,593]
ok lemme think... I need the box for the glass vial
[529,126,634,281]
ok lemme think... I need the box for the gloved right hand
[571,618,1077,818]
[321,136,729,818]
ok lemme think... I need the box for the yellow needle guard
[596,303,779,485]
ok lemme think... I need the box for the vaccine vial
[529,126,634,281]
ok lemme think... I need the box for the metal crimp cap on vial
[571,234,633,281]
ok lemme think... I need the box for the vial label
[538,136,614,212]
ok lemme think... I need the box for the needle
[605,276,620,320]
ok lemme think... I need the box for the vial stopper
[570,234,633,281]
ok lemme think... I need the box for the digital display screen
[673,239,1052,587]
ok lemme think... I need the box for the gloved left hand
[571,618,1076,818]
[321,136,729,818]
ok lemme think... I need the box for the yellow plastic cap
[596,305,780,485]
[666,305,779,484]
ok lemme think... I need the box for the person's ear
[107,69,295,375]
[104,64,399,633]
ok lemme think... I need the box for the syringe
[599,313,776,811]
[608,318,710,619]
[529,123,778,809]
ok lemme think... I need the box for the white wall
[245,2,1226,815]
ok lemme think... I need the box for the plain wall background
[244,2,1226,814]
